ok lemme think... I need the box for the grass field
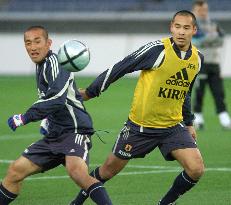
[0,76,231,205]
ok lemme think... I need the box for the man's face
[24,28,51,64]
[170,15,197,51]
[193,3,209,20]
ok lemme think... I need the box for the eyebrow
[25,37,41,42]
[174,23,191,27]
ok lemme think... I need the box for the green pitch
[0,76,231,205]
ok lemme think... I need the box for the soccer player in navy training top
[70,10,205,205]
[0,26,112,205]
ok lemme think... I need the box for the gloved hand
[8,114,26,131]
[40,118,49,135]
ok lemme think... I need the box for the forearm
[24,95,66,123]
[182,93,194,126]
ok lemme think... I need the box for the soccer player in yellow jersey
[70,10,204,205]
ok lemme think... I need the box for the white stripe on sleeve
[49,55,59,81]
[152,50,165,69]
[33,75,72,104]
[100,67,113,92]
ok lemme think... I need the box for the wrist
[21,114,29,125]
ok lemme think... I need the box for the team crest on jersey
[124,144,132,152]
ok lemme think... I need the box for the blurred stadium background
[0,0,231,204]
[1,0,231,76]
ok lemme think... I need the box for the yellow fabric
[129,38,199,128]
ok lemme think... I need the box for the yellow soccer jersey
[129,38,199,128]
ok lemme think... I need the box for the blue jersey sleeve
[86,41,164,98]
[24,54,72,123]
[182,51,204,126]
[182,87,195,126]
[182,72,198,126]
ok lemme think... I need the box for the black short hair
[24,26,49,39]
[172,10,197,26]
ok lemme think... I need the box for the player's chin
[31,56,43,64]
[176,39,185,44]
[176,40,187,48]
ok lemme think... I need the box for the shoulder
[44,52,60,80]
[196,49,204,71]
[138,40,165,69]
[135,40,164,55]
[146,40,164,53]
[192,44,204,59]
[46,52,58,66]
[131,40,165,63]
[149,39,164,47]
[197,49,204,62]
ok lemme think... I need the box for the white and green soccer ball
[57,40,90,72]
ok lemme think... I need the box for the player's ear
[193,25,197,35]
[47,38,52,46]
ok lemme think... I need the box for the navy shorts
[22,133,92,171]
[112,120,197,161]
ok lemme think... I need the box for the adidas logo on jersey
[166,68,190,87]
[69,149,76,153]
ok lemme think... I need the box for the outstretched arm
[8,54,72,131]
[85,41,164,99]
[23,60,72,123]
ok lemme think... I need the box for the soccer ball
[57,40,90,72]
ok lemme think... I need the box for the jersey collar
[170,37,192,60]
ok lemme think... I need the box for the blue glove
[8,114,26,131]
[40,118,49,135]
